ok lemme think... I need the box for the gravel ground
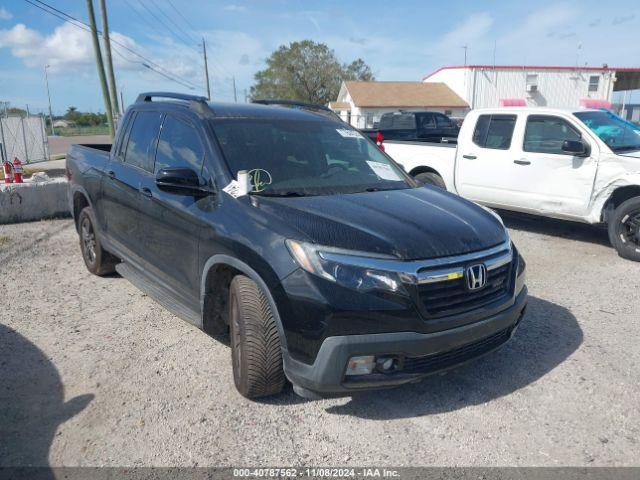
[0,214,639,467]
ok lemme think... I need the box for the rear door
[102,110,162,261]
[136,113,206,303]
[455,113,519,206]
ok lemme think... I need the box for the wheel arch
[71,188,92,232]
[408,165,443,179]
[601,185,640,223]
[200,255,289,354]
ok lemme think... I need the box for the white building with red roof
[422,65,640,110]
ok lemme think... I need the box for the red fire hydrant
[12,157,23,183]
[2,160,12,184]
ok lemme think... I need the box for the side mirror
[155,167,212,196]
[562,140,589,156]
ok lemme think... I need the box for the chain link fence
[0,113,50,164]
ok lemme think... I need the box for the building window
[444,110,452,116]
[588,76,600,92]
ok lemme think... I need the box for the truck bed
[384,140,457,190]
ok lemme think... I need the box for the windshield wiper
[253,191,307,197]
[613,145,640,152]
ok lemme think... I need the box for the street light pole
[44,65,55,136]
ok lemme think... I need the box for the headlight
[286,240,408,295]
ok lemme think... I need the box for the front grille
[417,260,512,318]
[403,327,511,374]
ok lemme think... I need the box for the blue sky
[1,0,639,114]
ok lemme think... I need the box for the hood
[253,187,507,260]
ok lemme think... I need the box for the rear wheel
[229,275,285,399]
[608,197,640,262]
[414,171,446,189]
[78,207,118,275]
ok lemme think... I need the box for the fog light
[345,356,375,376]
[376,356,396,372]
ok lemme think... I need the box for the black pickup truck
[362,110,460,144]
[67,92,527,399]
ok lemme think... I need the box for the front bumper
[283,287,527,397]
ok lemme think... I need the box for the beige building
[329,81,469,128]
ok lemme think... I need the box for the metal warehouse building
[422,65,640,110]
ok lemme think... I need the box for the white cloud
[0,7,12,20]
[223,4,247,13]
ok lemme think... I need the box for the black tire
[608,197,640,262]
[414,171,446,189]
[77,207,118,275]
[229,275,285,399]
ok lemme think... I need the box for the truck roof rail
[252,99,344,122]
[252,99,333,113]
[136,92,209,104]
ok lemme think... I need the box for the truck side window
[123,111,162,172]
[154,115,204,174]
[523,115,582,155]
[472,114,516,150]
[418,113,436,130]
[435,113,452,128]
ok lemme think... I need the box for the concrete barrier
[0,178,70,224]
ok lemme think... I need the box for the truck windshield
[574,110,640,153]
[211,118,413,196]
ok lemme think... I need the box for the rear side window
[523,115,581,155]
[379,113,416,130]
[472,114,517,150]
[123,111,162,172]
[154,115,204,174]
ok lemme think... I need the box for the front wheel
[229,275,285,399]
[608,197,640,262]
[414,171,446,189]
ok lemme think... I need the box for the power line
[148,0,199,44]
[25,0,201,90]
[132,0,199,54]
[166,0,197,31]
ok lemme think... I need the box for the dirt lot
[1,214,639,467]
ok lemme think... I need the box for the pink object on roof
[580,99,612,109]
[500,98,527,107]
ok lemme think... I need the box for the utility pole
[99,0,120,117]
[462,45,468,66]
[86,0,114,137]
[120,85,125,112]
[44,65,55,136]
[202,38,211,100]
[233,76,237,103]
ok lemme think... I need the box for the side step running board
[116,262,202,328]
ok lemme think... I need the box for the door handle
[106,170,116,179]
[513,159,531,165]
[462,154,477,160]
[139,186,153,198]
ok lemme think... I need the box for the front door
[508,114,598,217]
[137,113,206,304]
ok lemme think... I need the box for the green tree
[250,40,375,105]
[64,106,80,122]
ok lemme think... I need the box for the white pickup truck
[383,107,640,262]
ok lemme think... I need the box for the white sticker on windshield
[222,180,244,198]
[336,128,361,138]
[366,161,402,181]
